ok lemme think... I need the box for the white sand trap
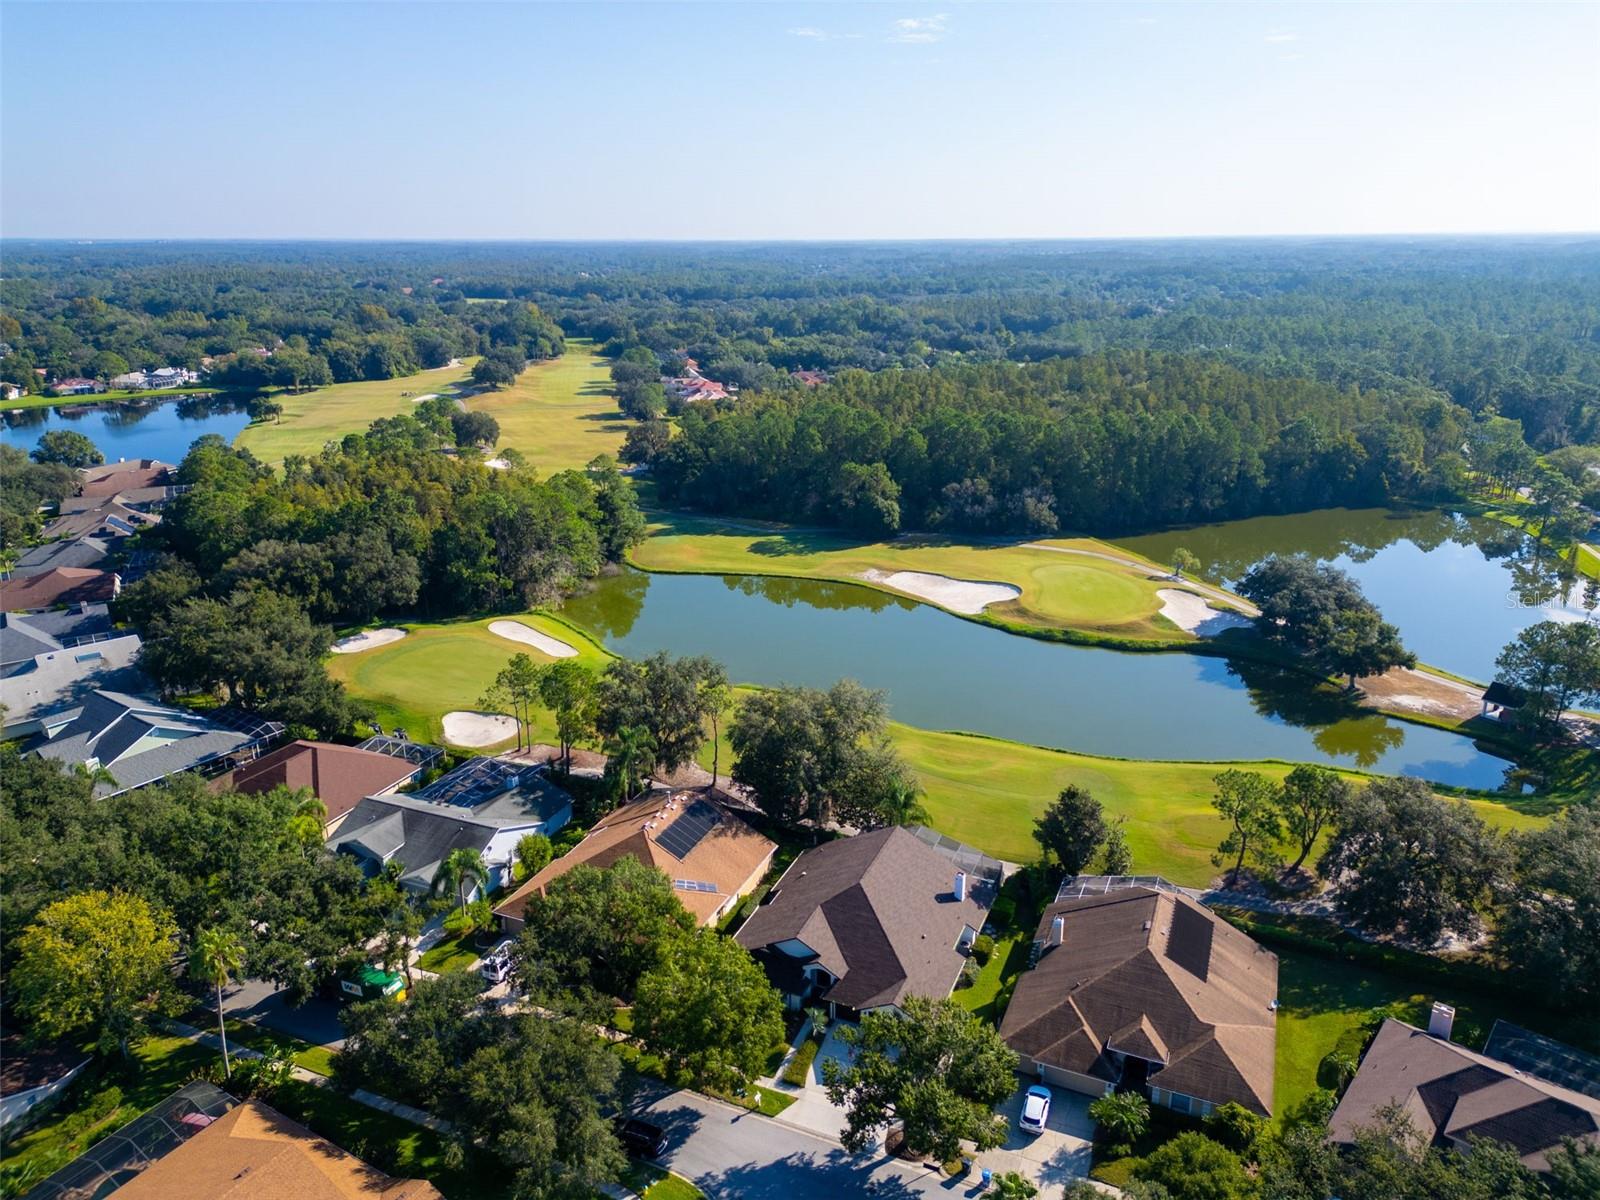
[859,569,1021,615]
[488,620,578,658]
[410,393,440,403]
[484,457,510,471]
[1157,589,1252,637]
[442,711,519,747]
[330,627,407,654]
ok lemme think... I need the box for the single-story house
[329,756,573,898]
[495,790,776,932]
[7,535,111,579]
[999,878,1279,1116]
[1,383,22,401]
[77,458,174,499]
[26,1080,441,1200]
[109,371,149,390]
[0,1033,92,1131]
[734,824,993,1021]
[41,498,160,541]
[222,738,429,832]
[0,631,144,738]
[1329,1014,1600,1173]
[0,567,119,612]
[0,602,114,675]
[50,378,104,396]
[26,689,283,797]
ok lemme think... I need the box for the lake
[561,570,1516,790]
[1,396,253,465]
[1111,508,1596,683]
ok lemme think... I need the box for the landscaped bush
[956,958,981,989]
[971,934,995,965]
[779,1035,821,1088]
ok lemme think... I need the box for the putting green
[235,361,476,465]
[632,512,1208,644]
[463,339,629,475]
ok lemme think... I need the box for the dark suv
[614,1116,668,1159]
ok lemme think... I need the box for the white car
[479,940,515,985]
[1018,1084,1052,1135]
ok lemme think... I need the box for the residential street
[628,1080,978,1199]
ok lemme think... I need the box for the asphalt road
[220,978,349,1047]
[629,1081,992,1200]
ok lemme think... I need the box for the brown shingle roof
[111,1098,441,1200]
[999,887,1278,1114]
[225,739,419,824]
[734,826,992,1012]
[0,567,118,612]
[1329,1018,1600,1172]
[77,459,172,498]
[493,791,775,926]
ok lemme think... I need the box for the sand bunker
[410,393,440,403]
[488,620,578,658]
[859,569,1021,614]
[330,628,407,654]
[442,711,519,747]
[484,457,511,471]
[1157,589,1252,637]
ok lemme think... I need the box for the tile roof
[734,825,993,1011]
[494,791,776,926]
[998,887,1278,1114]
[226,739,420,824]
[110,1098,441,1200]
[1329,1018,1600,1172]
[0,567,118,612]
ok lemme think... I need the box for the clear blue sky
[3,1,1596,239]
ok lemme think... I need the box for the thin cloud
[890,13,950,43]
[787,26,861,41]
[1264,31,1299,43]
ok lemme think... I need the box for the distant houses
[48,377,105,396]
[107,366,200,391]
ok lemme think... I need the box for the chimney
[1048,915,1065,947]
[953,871,967,902]
[1427,1002,1455,1041]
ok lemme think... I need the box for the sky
[2,0,1597,240]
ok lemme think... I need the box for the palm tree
[285,794,327,846]
[606,724,656,800]
[193,927,246,1078]
[876,777,929,829]
[433,848,489,916]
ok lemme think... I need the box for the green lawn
[463,340,630,475]
[631,512,1210,645]
[326,611,611,749]
[952,931,1030,1025]
[3,387,229,411]
[623,1162,706,1199]
[204,1014,337,1077]
[0,1034,216,1193]
[418,931,483,974]
[894,724,1544,885]
[235,360,476,464]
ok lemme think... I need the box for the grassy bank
[235,361,476,464]
[631,512,1211,645]
[3,387,228,411]
[463,339,628,474]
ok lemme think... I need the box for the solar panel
[655,799,722,860]
[673,879,719,893]
[1484,1021,1600,1100]
[1165,900,1215,982]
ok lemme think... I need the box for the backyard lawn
[631,511,1211,645]
[234,360,476,464]
[952,930,1030,1025]
[417,931,483,974]
[463,339,629,475]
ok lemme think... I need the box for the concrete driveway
[975,1081,1096,1197]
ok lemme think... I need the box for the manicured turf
[417,931,482,974]
[234,361,476,464]
[325,612,610,749]
[952,931,1030,1025]
[893,724,1546,884]
[3,387,230,411]
[624,1162,706,1199]
[632,512,1204,643]
[463,339,629,475]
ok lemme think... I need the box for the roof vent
[954,871,967,902]
[1428,1001,1455,1041]
[1049,915,1065,946]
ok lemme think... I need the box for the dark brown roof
[0,567,118,612]
[0,1032,90,1095]
[225,740,419,824]
[1330,1018,1600,1172]
[77,460,172,498]
[734,826,992,1011]
[998,887,1278,1114]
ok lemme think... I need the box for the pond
[1110,508,1597,684]
[560,570,1517,790]
[1,396,253,465]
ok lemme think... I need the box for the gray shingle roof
[0,633,144,730]
[9,537,112,578]
[327,797,499,892]
[735,826,992,1012]
[0,605,114,672]
[1330,1019,1600,1172]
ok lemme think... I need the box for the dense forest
[652,352,1478,534]
[3,237,1599,444]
